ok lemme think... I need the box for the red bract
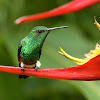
[1,55,100,80]
[15,0,100,24]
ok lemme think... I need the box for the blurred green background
[0,0,100,100]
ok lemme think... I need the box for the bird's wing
[39,50,41,59]
[18,43,22,64]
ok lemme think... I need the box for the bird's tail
[18,63,29,79]
[19,75,29,79]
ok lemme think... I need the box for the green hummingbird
[18,26,68,79]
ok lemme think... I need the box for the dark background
[0,0,100,100]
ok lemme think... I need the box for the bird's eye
[37,30,45,33]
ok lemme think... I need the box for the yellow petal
[60,44,100,65]
[94,16,100,30]
[60,47,84,63]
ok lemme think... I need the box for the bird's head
[29,26,68,38]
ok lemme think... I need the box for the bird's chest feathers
[21,41,41,57]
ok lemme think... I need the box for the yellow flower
[60,17,100,65]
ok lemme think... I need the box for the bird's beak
[48,26,68,31]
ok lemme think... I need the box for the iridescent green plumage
[18,26,68,79]
[18,26,48,65]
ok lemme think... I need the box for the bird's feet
[21,62,25,71]
[35,60,41,71]
[21,67,25,71]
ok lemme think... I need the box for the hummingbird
[18,26,68,79]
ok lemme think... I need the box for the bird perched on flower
[18,26,68,79]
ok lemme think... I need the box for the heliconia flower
[15,0,100,24]
[60,17,100,65]
[0,54,100,80]
[0,17,100,80]
[60,43,100,65]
